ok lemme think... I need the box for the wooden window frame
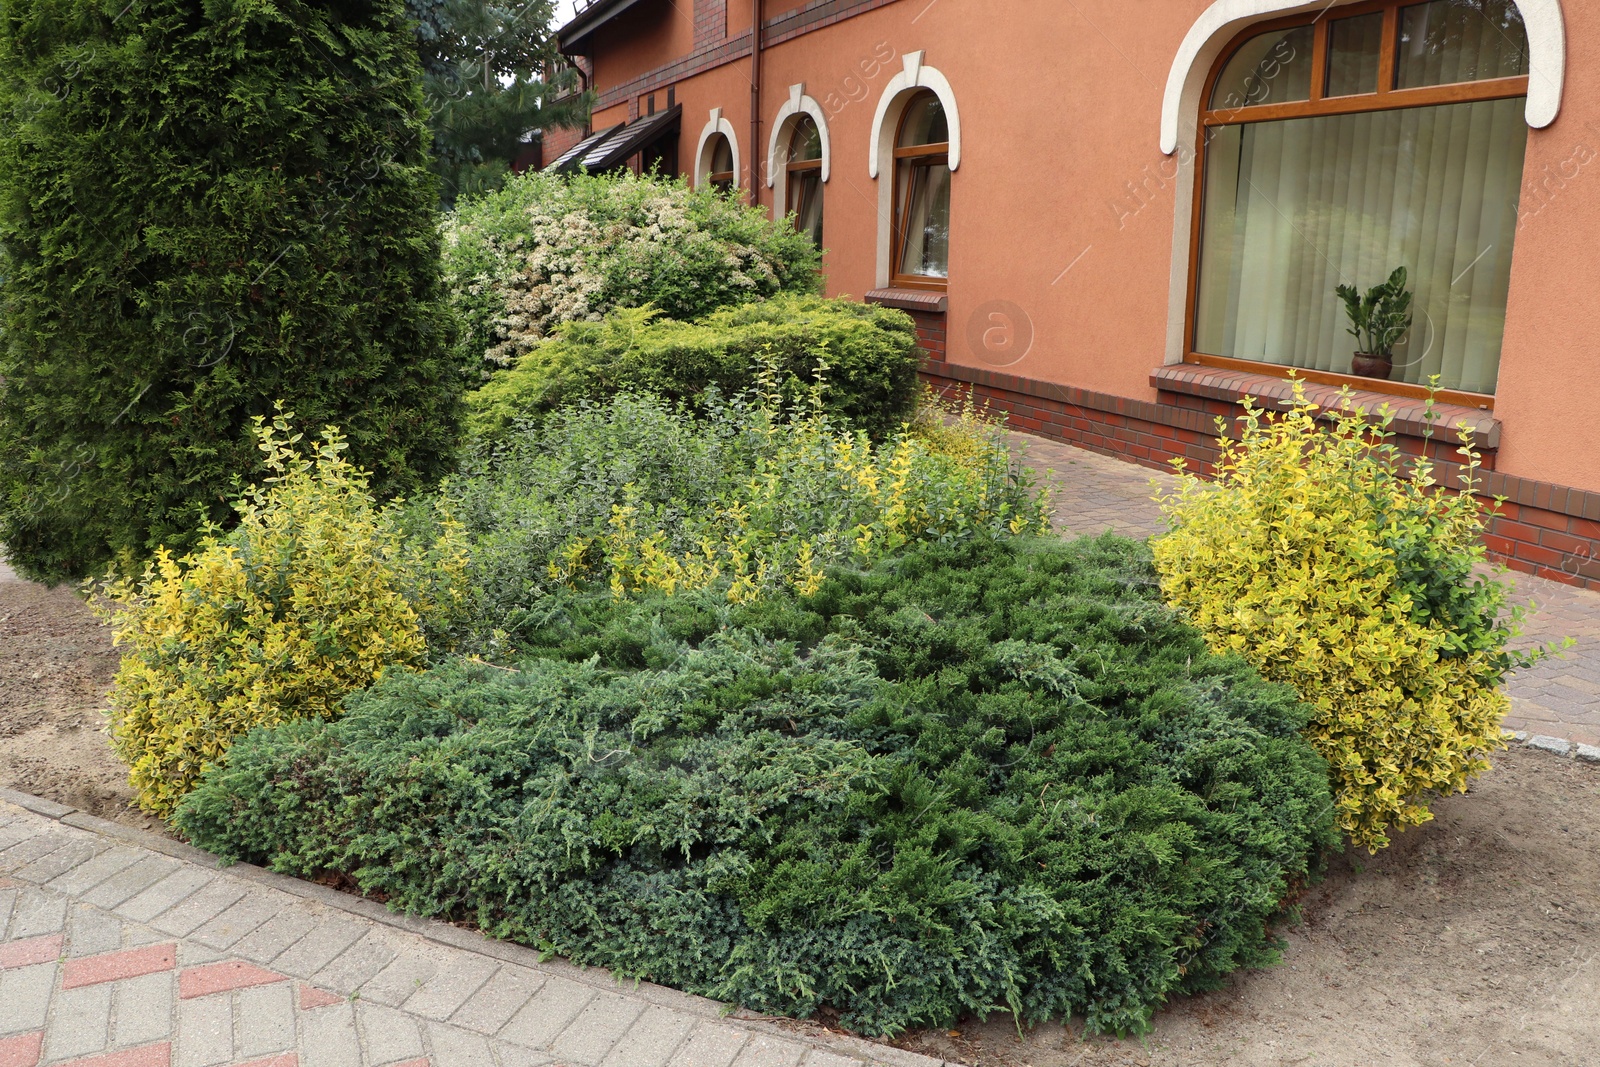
[785,117,823,235]
[890,91,951,292]
[1184,0,1531,409]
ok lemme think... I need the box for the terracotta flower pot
[1350,352,1393,380]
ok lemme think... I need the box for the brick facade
[922,360,1600,592]
[694,0,728,48]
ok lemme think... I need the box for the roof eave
[556,0,648,54]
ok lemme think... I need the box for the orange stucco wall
[575,0,1600,494]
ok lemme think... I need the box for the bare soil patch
[0,558,154,829]
[2,557,1596,1066]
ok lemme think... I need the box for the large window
[785,116,824,247]
[1191,0,1530,399]
[893,92,951,287]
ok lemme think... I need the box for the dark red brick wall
[923,362,1600,592]
[908,310,946,362]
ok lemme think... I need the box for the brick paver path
[0,794,938,1067]
[1017,433,1600,747]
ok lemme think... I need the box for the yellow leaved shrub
[99,412,470,818]
[1152,379,1541,851]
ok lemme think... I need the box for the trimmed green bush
[0,0,459,582]
[1153,383,1542,851]
[442,169,821,375]
[466,296,922,440]
[99,412,471,818]
[178,536,1336,1037]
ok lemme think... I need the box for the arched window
[1189,0,1532,399]
[785,116,824,246]
[707,135,736,192]
[892,91,951,287]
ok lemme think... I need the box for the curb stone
[1577,744,1600,764]
[0,785,948,1067]
[1526,735,1577,757]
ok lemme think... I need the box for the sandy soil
[1,559,1596,1066]
[0,558,155,829]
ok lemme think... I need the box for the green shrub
[178,536,1336,1037]
[100,413,470,818]
[0,0,459,584]
[431,391,1046,651]
[465,296,921,440]
[1152,381,1539,851]
[442,169,820,375]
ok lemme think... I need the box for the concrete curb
[1502,730,1600,764]
[0,785,947,1067]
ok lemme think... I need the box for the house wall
[563,0,1600,584]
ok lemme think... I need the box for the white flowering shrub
[443,170,821,375]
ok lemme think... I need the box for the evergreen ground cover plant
[466,296,922,441]
[0,0,459,583]
[442,169,820,376]
[178,535,1338,1037]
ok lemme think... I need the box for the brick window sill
[1151,364,1501,450]
[865,288,947,314]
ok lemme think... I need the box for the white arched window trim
[766,84,831,224]
[1156,0,1566,366]
[694,108,741,190]
[868,51,961,287]
[1159,0,1566,154]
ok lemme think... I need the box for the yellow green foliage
[550,396,1047,604]
[98,412,471,818]
[1151,380,1537,851]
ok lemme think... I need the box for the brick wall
[694,0,728,47]
[921,360,1600,592]
[538,127,585,170]
[908,309,945,361]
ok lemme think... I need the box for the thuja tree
[0,0,461,582]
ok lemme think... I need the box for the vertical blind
[1195,96,1526,395]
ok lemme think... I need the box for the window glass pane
[897,95,948,147]
[789,170,823,247]
[711,136,733,175]
[1398,0,1528,89]
[1210,25,1314,110]
[1326,12,1384,97]
[1195,97,1527,394]
[789,117,822,162]
[897,161,950,278]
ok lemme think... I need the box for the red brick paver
[296,982,343,1010]
[178,960,286,999]
[0,933,62,969]
[59,943,176,990]
[0,1033,43,1067]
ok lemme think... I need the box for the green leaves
[177,536,1335,1037]
[1335,265,1414,357]
[1153,377,1534,849]
[0,0,459,582]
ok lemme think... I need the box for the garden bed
[2,552,1596,1064]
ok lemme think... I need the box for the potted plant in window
[1336,267,1413,381]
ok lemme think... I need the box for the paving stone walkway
[0,793,939,1067]
[1016,433,1600,747]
